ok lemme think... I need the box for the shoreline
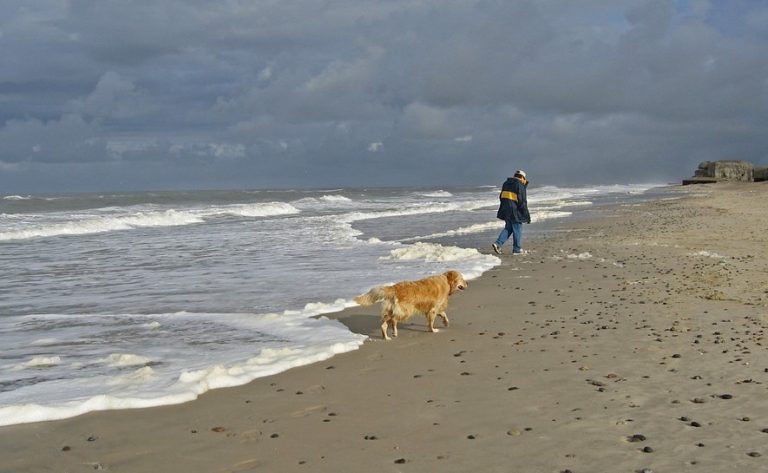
[2,182,767,473]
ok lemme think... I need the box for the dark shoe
[491,243,502,255]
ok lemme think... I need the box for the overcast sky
[1,0,767,193]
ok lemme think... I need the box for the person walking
[492,170,530,255]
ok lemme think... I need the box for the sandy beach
[2,182,767,473]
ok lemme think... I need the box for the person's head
[514,169,528,185]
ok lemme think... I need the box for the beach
[2,181,767,473]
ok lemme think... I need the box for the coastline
[2,182,767,473]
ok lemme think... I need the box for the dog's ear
[446,270,459,292]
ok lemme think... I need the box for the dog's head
[445,270,467,295]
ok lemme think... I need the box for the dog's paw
[430,328,440,333]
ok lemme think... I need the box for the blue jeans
[495,221,523,253]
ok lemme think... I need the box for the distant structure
[755,166,768,182]
[683,160,755,185]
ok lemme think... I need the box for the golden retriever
[354,270,467,340]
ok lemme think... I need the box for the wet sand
[2,182,767,473]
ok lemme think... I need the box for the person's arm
[518,184,531,224]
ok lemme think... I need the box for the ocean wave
[100,353,154,367]
[216,202,300,218]
[399,210,572,242]
[107,366,157,386]
[384,242,488,262]
[0,202,301,241]
[8,356,63,372]
[0,325,365,427]
[531,210,573,222]
[400,222,502,242]
[320,195,352,202]
[336,200,495,224]
[2,195,32,201]
[418,190,453,198]
[0,210,205,241]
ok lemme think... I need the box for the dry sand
[2,182,768,473]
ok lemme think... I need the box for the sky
[1,0,767,193]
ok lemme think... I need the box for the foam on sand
[386,242,485,262]
[566,252,593,260]
[0,310,366,427]
[689,250,727,259]
[382,242,500,280]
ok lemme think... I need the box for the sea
[0,183,665,426]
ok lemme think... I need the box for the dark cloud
[1,0,767,193]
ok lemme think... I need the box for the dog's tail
[354,286,395,306]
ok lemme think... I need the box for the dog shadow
[335,313,380,337]
[335,313,429,338]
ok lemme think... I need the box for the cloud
[398,103,475,140]
[1,0,767,192]
[0,114,109,164]
[69,71,153,119]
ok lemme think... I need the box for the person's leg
[495,220,513,246]
[494,228,508,247]
[511,222,523,253]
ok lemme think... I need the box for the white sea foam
[0,210,205,241]
[10,356,63,371]
[320,195,352,202]
[537,200,593,209]
[399,210,571,243]
[372,242,499,281]
[0,202,300,241]
[101,353,153,367]
[217,202,300,218]
[400,222,502,242]
[385,242,483,262]
[418,190,453,198]
[338,205,459,224]
[107,366,157,385]
[2,195,32,200]
[532,210,572,221]
[264,298,358,321]
[0,333,365,427]
[26,356,62,367]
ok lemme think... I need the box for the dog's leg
[391,319,398,338]
[438,312,450,327]
[381,319,391,340]
[427,309,439,333]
